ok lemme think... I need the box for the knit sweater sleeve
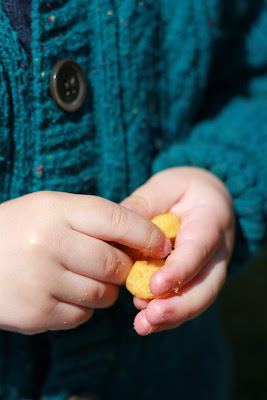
[153,1,267,271]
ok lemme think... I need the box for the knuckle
[104,287,119,308]
[32,190,61,211]
[47,301,93,331]
[103,251,120,279]
[110,205,129,233]
[131,192,151,211]
[24,227,53,255]
[66,309,93,329]
[46,301,62,330]
[24,231,43,253]
[24,201,66,254]
[92,284,119,308]
[24,228,53,258]
[92,283,106,305]
[146,223,162,250]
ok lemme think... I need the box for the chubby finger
[60,193,171,258]
[134,246,227,336]
[120,168,188,218]
[47,301,94,332]
[55,229,133,285]
[52,268,119,309]
[133,296,150,310]
[150,204,222,296]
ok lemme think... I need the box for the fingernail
[162,239,172,256]
[146,326,154,335]
[157,281,172,296]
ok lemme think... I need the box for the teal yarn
[0,1,266,399]
[154,96,267,265]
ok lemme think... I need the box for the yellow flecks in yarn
[34,165,43,178]
[35,171,42,178]
[138,1,144,6]
[47,155,53,161]
[107,10,113,16]
[41,71,45,78]
[57,41,61,46]
[132,107,138,115]
[97,171,104,179]
[96,6,100,11]
[35,58,39,62]
[48,15,55,22]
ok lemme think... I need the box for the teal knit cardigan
[0,1,266,399]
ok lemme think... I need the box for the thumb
[120,168,187,219]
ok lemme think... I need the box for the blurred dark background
[219,248,267,399]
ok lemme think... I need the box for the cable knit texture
[0,1,266,399]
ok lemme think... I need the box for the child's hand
[0,192,171,334]
[121,167,235,335]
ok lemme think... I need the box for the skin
[0,191,171,334]
[120,167,235,336]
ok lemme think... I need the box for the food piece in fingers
[126,212,181,299]
[151,212,181,242]
[126,259,170,299]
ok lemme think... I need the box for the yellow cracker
[126,212,181,298]
[126,259,167,299]
[151,212,180,240]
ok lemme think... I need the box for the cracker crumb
[130,197,142,204]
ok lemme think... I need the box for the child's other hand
[121,167,235,335]
[0,192,171,334]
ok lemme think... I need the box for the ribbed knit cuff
[153,142,266,272]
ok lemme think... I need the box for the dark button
[50,59,87,112]
[68,392,98,400]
